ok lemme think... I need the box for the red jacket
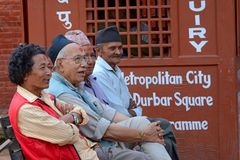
[8,92,80,160]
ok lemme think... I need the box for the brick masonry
[0,0,23,114]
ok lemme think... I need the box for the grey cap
[96,26,121,44]
[47,34,75,64]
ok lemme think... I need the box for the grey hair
[53,47,67,67]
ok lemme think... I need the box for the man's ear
[55,59,64,72]
[24,75,28,81]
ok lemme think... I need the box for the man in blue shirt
[47,33,171,160]
[92,26,179,160]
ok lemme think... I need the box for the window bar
[147,0,152,58]
[104,0,108,28]
[136,1,141,58]
[116,0,119,29]
[125,0,130,58]
[94,0,97,35]
[158,0,163,57]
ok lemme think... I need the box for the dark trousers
[148,117,179,160]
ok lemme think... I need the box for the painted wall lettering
[188,0,208,53]
[123,70,212,89]
[124,69,214,112]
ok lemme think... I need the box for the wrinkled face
[24,54,52,93]
[99,42,123,68]
[81,45,96,78]
[58,43,88,87]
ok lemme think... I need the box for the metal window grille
[85,0,172,58]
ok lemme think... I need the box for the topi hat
[96,26,121,45]
[47,34,75,64]
[65,30,90,46]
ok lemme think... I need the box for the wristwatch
[71,113,80,125]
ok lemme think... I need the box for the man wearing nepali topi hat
[92,25,179,160]
[47,33,171,160]
[8,43,98,160]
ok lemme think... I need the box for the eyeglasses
[61,55,90,64]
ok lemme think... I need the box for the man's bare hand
[141,121,165,145]
[56,100,74,115]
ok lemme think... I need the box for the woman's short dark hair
[8,43,46,85]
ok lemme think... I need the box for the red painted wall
[0,0,24,114]
[0,0,240,159]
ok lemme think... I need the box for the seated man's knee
[159,118,171,129]
[130,116,150,128]
[130,151,151,160]
[148,117,171,130]
[110,148,151,160]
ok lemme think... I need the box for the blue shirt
[48,72,116,146]
[93,57,142,117]
[84,75,109,105]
